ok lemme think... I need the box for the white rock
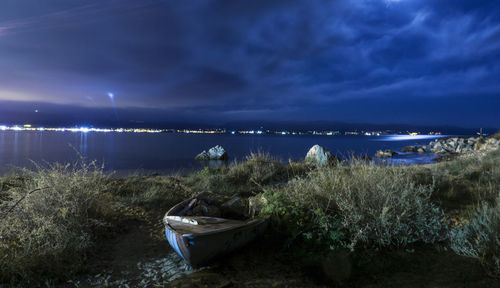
[195,145,228,160]
[305,145,337,166]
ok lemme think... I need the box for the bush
[0,160,113,284]
[227,153,288,186]
[450,197,500,277]
[262,162,446,251]
[109,175,191,208]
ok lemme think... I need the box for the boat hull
[165,218,267,267]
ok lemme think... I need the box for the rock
[401,146,418,152]
[375,149,397,158]
[305,145,338,166]
[195,145,228,160]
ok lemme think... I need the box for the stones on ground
[375,149,397,158]
[305,144,338,166]
[81,253,196,287]
[195,145,228,160]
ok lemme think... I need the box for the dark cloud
[0,0,499,128]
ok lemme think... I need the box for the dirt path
[65,207,196,287]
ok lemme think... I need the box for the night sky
[0,0,499,128]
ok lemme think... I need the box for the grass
[0,160,114,285]
[183,152,310,195]
[450,196,500,277]
[261,161,446,251]
[1,147,499,285]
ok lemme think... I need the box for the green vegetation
[183,152,310,195]
[262,162,446,251]
[450,197,500,277]
[1,148,499,286]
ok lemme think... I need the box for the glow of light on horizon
[375,135,446,141]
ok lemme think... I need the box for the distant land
[0,100,498,135]
[0,120,496,136]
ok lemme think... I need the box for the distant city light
[108,92,114,99]
[0,124,444,138]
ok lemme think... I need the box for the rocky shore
[375,135,500,160]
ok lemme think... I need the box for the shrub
[262,162,446,251]
[450,197,500,277]
[227,153,288,186]
[0,160,113,284]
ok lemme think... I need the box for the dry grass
[432,149,500,210]
[0,160,113,285]
[108,175,192,209]
[183,152,310,195]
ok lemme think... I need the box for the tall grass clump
[226,153,289,186]
[0,160,112,285]
[109,175,191,208]
[184,152,310,195]
[263,161,446,251]
[433,149,500,209]
[450,196,500,277]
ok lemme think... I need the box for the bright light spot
[231,131,236,135]
[34,110,39,113]
[376,135,446,141]
[80,127,90,133]
[0,125,7,131]
[108,92,114,99]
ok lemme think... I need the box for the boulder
[305,145,338,166]
[375,149,397,158]
[195,145,228,160]
[401,146,418,152]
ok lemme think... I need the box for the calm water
[0,131,446,175]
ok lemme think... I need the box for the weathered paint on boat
[163,194,268,267]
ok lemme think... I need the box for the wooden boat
[163,193,268,267]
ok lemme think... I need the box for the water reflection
[0,132,459,175]
[375,135,446,141]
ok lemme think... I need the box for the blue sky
[0,0,499,128]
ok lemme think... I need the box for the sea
[0,130,451,175]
